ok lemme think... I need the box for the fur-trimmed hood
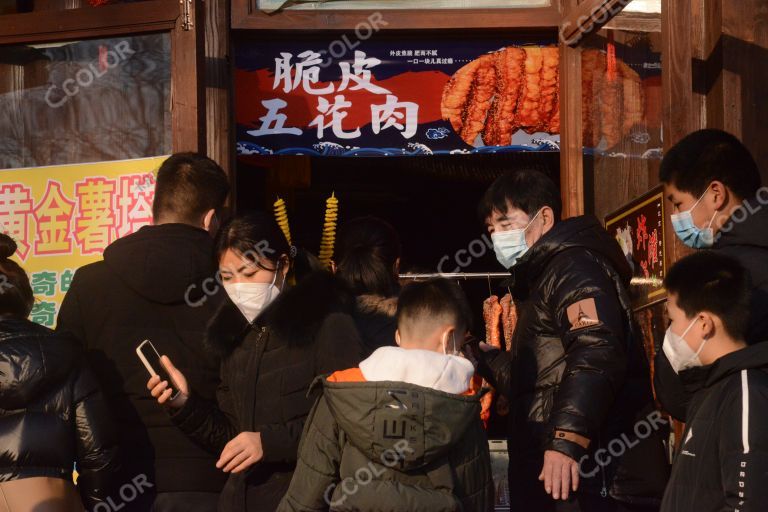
[355,294,397,317]
[206,271,356,356]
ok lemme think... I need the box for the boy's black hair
[396,278,473,335]
[659,129,761,200]
[664,251,751,339]
[152,152,230,225]
[478,169,562,222]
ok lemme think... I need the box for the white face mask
[223,267,282,323]
[663,317,710,374]
[491,209,541,269]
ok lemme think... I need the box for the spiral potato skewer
[273,197,292,247]
[318,192,338,269]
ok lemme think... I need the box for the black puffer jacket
[661,343,768,511]
[169,272,364,512]
[477,216,668,507]
[57,223,227,497]
[655,199,768,421]
[0,317,119,509]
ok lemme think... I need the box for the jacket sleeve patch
[566,298,602,331]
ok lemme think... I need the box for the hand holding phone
[137,340,188,408]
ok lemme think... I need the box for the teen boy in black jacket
[656,129,768,421]
[660,252,768,512]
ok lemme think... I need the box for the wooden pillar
[559,0,585,219]
[204,0,235,210]
[171,0,206,153]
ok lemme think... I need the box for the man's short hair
[659,129,761,200]
[664,251,751,339]
[478,170,562,222]
[152,152,230,224]
[396,278,473,336]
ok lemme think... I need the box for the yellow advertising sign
[0,156,168,327]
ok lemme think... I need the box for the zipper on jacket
[598,433,608,498]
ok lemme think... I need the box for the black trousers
[151,492,219,512]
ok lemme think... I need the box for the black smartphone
[136,340,180,401]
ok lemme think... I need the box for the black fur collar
[205,271,355,356]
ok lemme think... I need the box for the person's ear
[540,206,556,234]
[709,181,728,211]
[699,312,716,340]
[202,209,217,233]
[395,329,402,346]
[279,255,290,278]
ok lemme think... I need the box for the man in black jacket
[57,153,230,511]
[660,252,768,512]
[473,171,667,511]
[655,129,768,421]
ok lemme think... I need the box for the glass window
[580,30,663,220]
[257,0,551,11]
[0,32,171,169]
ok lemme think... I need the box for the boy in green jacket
[277,278,494,511]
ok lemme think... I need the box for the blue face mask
[671,187,717,249]
[491,209,541,269]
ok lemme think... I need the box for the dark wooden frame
[0,0,206,154]
[231,0,562,30]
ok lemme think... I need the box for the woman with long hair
[333,216,401,356]
[147,212,363,511]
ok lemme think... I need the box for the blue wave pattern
[236,141,560,157]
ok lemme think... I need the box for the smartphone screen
[136,340,180,401]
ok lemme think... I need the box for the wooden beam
[171,0,206,153]
[604,11,661,33]
[231,1,561,30]
[0,0,179,45]
[560,0,634,47]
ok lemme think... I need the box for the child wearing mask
[147,213,363,512]
[276,278,494,512]
[660,251,768,511]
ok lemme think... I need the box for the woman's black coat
[170,272,364,511]
[0,317,119,509]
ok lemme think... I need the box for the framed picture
[605,186,666,311]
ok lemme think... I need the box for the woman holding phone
[147,212,363,511]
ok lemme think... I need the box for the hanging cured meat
[477,295,503,428]
[500,293,518,353]
[441,46,644,149]
[495,293,518,417]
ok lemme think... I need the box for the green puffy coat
[277,375,494,511]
